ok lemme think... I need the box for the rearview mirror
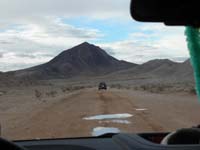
[130,0,200,27]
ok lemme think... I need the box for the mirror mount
[130,0,200,27]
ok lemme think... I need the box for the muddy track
[113,92,164,131]
[1,88,200,140]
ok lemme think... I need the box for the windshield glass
[0,0,200,141]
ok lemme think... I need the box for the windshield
[0,0,200,141]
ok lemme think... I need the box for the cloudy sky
[0,0,189,72]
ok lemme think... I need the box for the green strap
[185,26,200,101]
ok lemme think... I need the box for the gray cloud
[0,0,189,71]
[0,40,13,45]
[0,0,130,27]
[99,30,189,64]
[0,0,132,71]
[15,53,54,59]
[0,51,55,71]
[0,63,39,72]
[0,16,105,72]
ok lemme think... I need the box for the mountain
[104,59,194,83]
[105,59,177,76]
[12,42,137,79]
[3,42,194,83]
[139,59,194,80]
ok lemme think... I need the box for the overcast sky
[0,0,189,72]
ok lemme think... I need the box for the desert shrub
[110,84,122,89]
[61,85,85,92]
[86,85,93,88]
[189,87,196,95]
[61,86,72,92]
[109,84,132,89]
[46,91,57,97]
[150,85,164,93]
[72,86,85,91]
[125,86,131,90]
[140,85,147,91]
[34,89,42,100]
[138,84,165,93]
[0,91,6,96]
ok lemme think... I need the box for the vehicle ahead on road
[98,82,107,90]
[1,1,200,150]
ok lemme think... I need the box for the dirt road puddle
[135,108,148,111]
[83,113,133,120]
[92,127,120,136]
[99,119,130,124]
[83,113,132,136]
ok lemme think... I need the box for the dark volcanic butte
[2,42,193,83]
[12,42,137,79]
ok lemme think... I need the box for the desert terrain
[0,42,199,140]
[0,83,199,140]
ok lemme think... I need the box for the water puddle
[84,114,132,135]
[83,113,133,120]
[136,108,147,111]
[99,119,130,124]
[92,127,120,136]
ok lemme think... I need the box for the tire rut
[112,91,164,131]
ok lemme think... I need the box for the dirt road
[1,88,200,140]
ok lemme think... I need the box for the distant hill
[138,59,194,80]
[12,42,137,79]
[1,42,194,86]
[102,59,194,83]
[133,59,193,80]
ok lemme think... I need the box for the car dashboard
[14,133,200,150]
